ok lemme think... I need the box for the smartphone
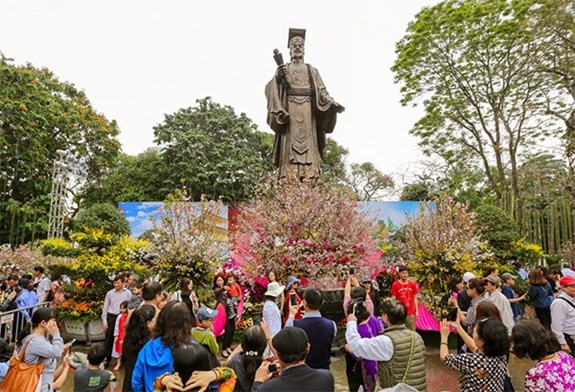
[68,339,76,345]
[446,307,458,322]
[289,292,297,307]
[349,267,355,275]
[352,302,358,316]
[268,363,278,373]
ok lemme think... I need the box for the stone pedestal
[63,320,88,342]
[86,320,106,342]
[63,319,106,342]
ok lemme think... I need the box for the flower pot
[63,320,88,342]
[87,320,106,342]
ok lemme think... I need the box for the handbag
[0,336,44,392]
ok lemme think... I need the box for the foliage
[232,178,379,289]
[40,238,80,258]
[73,203,130,237]
[530,0,575,172]
[517,154,575,254]
[561,242,575,266]
[0,55,120,246]
[505,238,544,265]
[400,195,492,318]
[0,244,46,276]
[70,228,117,252]
[346,162,394,201]
[474,204,519,252]
[153,97,274,202]
[392,0,562,227]
[147,189,228,293]
[52,231,152,321]
[400,182,431,201]
[79,149,172,206]
[320,138,349,185]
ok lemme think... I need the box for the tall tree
[0,56,120,245]
[532,0,575,176]
[79,149,171,206]
[346,162,394,201]
[392,0,561,226]
[153,97,274,202]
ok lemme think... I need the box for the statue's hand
[276,64,288,81]
[333,101,345,113]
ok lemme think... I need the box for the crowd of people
[0,261,575,391]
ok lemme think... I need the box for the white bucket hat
[264,281,285,297]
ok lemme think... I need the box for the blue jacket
[131,337,174,392]
[528,283,553,308]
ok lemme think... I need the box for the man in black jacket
[251,327,334,391]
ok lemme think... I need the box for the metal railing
[0,302,50,345]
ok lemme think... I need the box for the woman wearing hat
[283,276,302,323]
[263,282,285,338]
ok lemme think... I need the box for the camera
[268,363,279,373]
[289,292,298,307]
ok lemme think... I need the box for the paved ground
[60,337,535,391]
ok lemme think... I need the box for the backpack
[0,336,44,392]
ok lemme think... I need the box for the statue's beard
[291,53,304,61]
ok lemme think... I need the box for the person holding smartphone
[283,276,302,323]
[285,289,337,370]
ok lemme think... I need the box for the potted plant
[46,228,152,342]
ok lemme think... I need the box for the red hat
[560,275,575,286]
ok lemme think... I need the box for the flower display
[400,195,492,318]
[0,244,46,276]
[232,178,379,289]
[147,190,228,296]
[56,299,102,322]
[47,228,153,321]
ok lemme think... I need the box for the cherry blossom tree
[232,178,379,289]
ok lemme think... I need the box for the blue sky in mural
[357,201,434,235]
[119,202,229,238]
[119,202,164,238]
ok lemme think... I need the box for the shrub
[73,203,130,236]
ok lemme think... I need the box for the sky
[1,0,441,191]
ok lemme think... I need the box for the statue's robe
[265,62,339,178]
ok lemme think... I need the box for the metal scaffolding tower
[48,150,70,239]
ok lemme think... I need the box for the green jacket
[377,324,426,392]
[192,327,219,356]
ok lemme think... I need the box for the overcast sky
[2,0,441,190]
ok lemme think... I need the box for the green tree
[474,203,519,254]
[320,138,349,185]
[531,0,575,175]
[392,0,560,226]
[80,149,171,206]
[153,97,274,202]
[400,182,431,201]
[346,162,394,201]
[518,154,575,254]
[73,203,130,236]
[0,56,120,245]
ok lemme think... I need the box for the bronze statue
[265,28,345,179]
